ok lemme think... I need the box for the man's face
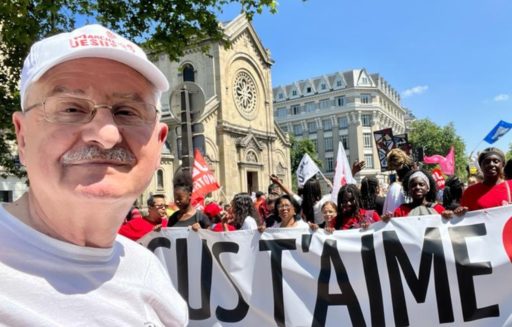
[13,58,168,202]
[148,197,167,222]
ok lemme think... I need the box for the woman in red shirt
[458,147,512,212]
[334,184,380,230]
[393,169,445,217]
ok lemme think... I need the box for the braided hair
[360,176,379,210]
[443,176,464,210]
[335,184,362,230]
[300,179,322,223]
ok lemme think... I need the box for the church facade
[140,15,291,205]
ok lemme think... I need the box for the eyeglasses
[278,204,292,210]
[24,96,159,126]
[151,204,167,209]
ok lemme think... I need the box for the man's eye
[114,105,140,117]
[59,104,89,114]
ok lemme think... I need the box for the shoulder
[393,204,409,217]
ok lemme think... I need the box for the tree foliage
[289,135,321,191]
[0,0,281,178]
[408,119,467,178]
[506,143,512,161]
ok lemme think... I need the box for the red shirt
[211,223,236,232]
[393,203,445,217]
[118,218,168,241]
[461,180,512,211]
[335,209,381,230]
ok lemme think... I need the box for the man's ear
[12,112,26,165]
[154,123,169,170]
[158,123,168,143]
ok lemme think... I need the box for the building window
[280,125,288,133]
[324,137,333,152]
[361,94,371,104]
[320,83,326,90]
[311,139,318,151]
[305,102,316,113]
[363,133,372,148]
[293,124,303,135]
[275,107,287,118]
[326,157,334,172]
[292,89,297,96]
[365,154,374,169]
[336,80,343,87]
[182,64,195,82]
[307,121,317,133]
[306,86,312,93]
[319,99,330,109]
[362,114,372,126]
[340,135,348,150]
[362,77,368,84]
[292,104,301,115]
[336,96,345,107]
[323,119,332,131]
[278,93,284,99]
[338,116,348,129]
[157,169,164,190]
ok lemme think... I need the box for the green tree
[506,143,512,161]
[289,135,321,191]
[408,119,467,178]
[0,0,283,178]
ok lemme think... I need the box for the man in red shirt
[119,194,168,241]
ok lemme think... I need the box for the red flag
[431,168,445,190]
[423,146,455,176]
[191,149,220,208]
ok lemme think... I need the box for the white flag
[331,141,356,201]
[296,153,320,188]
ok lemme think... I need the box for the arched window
[157,169,164,190]
[183,64,195,82]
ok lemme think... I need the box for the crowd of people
[119,146,512,241]
[3,22,512,325]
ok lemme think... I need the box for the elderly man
[0,25,188,326]
[119,194,169,241]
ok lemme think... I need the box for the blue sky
[219,0,512,156]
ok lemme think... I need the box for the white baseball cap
[20,24,169,109]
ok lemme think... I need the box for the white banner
[140,205,512,326]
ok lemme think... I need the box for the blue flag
[484,120,512,144]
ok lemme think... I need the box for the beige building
[273,69,407,186]
[139,14,291,205]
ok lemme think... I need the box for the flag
[431,168,446,190]
[331,141,356,202]
[191,149,220,208]
[484,120,512,144]
[296,153,321,188]
[373,128,394,172]
[423,146,455,175]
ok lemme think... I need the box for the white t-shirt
[271,218,310,229]
[241,215,258,230]
[312,194,332,225]
[0,205,188,327]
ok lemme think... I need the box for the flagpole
[317,170,333,190]
[469,139,484,160]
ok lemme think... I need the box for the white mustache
[62,146,136,165]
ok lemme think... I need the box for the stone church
[139,14,291,205]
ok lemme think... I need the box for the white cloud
[493,94,510,102]
[402,85,429,98]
